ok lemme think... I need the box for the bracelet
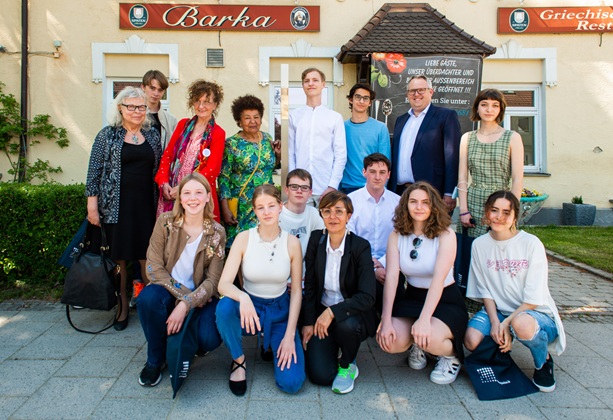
[459,211,471,216]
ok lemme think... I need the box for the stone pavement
[1,259,612,419]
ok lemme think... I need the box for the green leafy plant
[0,81,69,183]
[0,182,86,298]
[571,195,583,204]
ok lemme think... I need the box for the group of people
[85,68,565,398]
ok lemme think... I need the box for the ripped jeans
[467,308,558,369]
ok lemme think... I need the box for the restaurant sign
[499,6,613,33]
[119,3,320,31]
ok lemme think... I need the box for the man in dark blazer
[388,75,461,212]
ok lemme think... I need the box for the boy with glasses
[340,83,391,194]
[280,169,325,263]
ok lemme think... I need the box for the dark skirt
[89,142,155,261]
[392,283,468,361]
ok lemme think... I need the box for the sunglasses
[410,237,423,260]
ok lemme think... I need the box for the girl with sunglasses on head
[464,191,565,392]
[377,182,467,385]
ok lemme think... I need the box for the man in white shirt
[141,70,178,151]
[279,169,325,263]
[348,153,400,313]
[289,68,347,206]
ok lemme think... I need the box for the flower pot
[562,203,596,226]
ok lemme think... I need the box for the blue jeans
[138,284,222,367]
[468,308,558,369]
[215,292,306,394]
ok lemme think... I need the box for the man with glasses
[339,84,391,194]
[141,70,177,151]
[347,153,400,313]
[388,75,461,213]
[289,68,346,206]
[280,169,325,264]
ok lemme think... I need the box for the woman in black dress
[86,86,162,330]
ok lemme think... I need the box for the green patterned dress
[459,129,513,238]
[218,132,276,248]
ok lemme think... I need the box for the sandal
[229,359,247,396]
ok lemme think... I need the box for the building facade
[1,0,612,223]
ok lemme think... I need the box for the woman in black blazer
[301,191,377,395]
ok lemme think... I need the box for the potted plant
[562,195,596,226]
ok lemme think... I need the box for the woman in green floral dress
[219,95,280,248]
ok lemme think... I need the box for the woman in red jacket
[155,79,225,222]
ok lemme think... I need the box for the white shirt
[279,205,325,258]
[467,231,566,355]
[289,105,347,195]
[347,187,400,261]
[398,233,454,289]
[321,231,348,307]
[170,231,203,291]
[397,104,431,185]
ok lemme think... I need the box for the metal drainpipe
[18,0,28,182]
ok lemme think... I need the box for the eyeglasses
[353,94,371,103]
[195,100,216,108]
[407,88,428,96]
[121,104,147,112]
[320,208,347,218]
[287,184,311,192]
[409,237,423,260]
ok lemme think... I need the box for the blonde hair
[172,173,215,223]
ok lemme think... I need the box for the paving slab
[320,385,397,420]
[0,396,27,419]
[168,379,249,419]
[11,377,114,419]
[0,359,64,397]
[90,397,173,419]
[247,400,322,420]
[56,346,138,378]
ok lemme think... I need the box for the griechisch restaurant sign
[499,6,613,33]
[119,3,320,31]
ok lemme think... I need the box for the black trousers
[305,309,369,386]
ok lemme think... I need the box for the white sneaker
[430,356,460,385]
[408,345,427,370]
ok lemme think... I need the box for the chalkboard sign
[370,54,483,135]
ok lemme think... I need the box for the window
[499,86,543,173]
[268,84,333,141]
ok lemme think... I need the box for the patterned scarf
[168,116,216,187]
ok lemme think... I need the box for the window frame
[484,84,545,173]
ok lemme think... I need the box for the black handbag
[465,337,539,401]
[61,222,119,333]
[454,226,475,296]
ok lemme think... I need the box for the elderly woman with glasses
[218,94,280,249]
[301,191,377,394]
[155,79,226,222]
[376,182,467,385]
[86,86,162,330]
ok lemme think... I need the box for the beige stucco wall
[0,0,611,209]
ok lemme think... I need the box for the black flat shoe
[114,315,129,331]
[229,359,247,396]
[260,346,273,362]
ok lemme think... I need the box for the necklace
[258,226,282,262]
[478,126,503,136]
[125,126,140,143]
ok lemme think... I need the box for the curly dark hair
[393,182,451,239]
[231,94,264,126]
[187,79,224,117]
